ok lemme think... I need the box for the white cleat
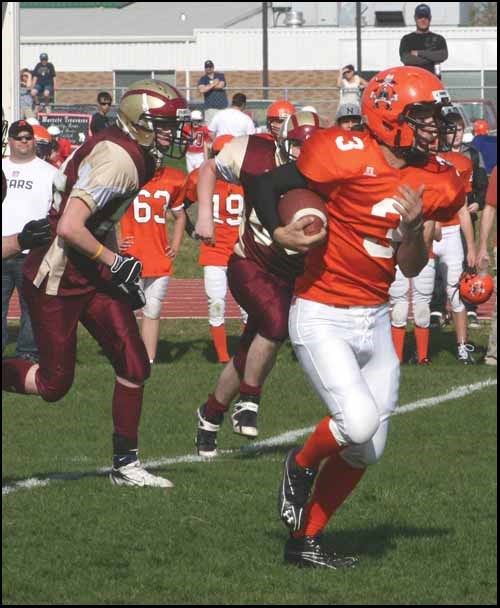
[109,460,174,488]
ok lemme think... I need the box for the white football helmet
[47,125,61,137]
[117,79,191,159]
[190,109,203,122]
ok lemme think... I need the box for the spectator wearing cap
[335,103,362,131]
[337,65,367,105]
[197,60,228,124]
[2,120,57,362]
[31,53,57,109]
[471,120,497,175]
[399,4,448,78]
[90,91,114,136]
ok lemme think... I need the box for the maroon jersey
[23,125,156,296]
[215,134,305,283]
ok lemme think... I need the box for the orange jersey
[120,166,185,277]
[438,151,472,227]
[295,128,465,307]
[182,168,244,266]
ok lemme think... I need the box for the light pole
[356,2,362,75]
[263,2,269,99]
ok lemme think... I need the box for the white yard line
[2,378,497,496]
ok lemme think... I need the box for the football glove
[110,253,143,295]
[17,218,52,250]
[124,281,146,311]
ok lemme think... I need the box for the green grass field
[2,319,497,605]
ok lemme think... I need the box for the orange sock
[414,326,429,362]
[300,451,366,538]
[210,325,230,363]
[295,416,340,470]
[391,326,406,362]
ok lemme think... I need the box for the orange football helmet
[117,79,190,159]
[32,125,52,160]
[473,119,489,136]
[267,100,296,139]
[459,271,494,305]
[362,66,453,164]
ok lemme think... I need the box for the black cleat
[231,395,260,438]
[456,342,477,364]
[195,404,222,459]
[278,447,317,532]
[284,535,359,569]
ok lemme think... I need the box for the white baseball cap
[47,125,61,136]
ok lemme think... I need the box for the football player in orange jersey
[183,134,247,363]
[194,111,322,459]
[266,99,296,140]
[119,163,186,365]
[433,121,477,363]
[250,66,465,568]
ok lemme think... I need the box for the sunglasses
[99,101,111,106]
[11,134,34,141]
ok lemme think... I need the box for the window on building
[442,71,482,101]
[484,70,497,105]
[114,71,175,101]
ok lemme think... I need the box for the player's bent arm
[476,204,496,266]
[195,159,218,240]
[57,196,116,266]
[169,208,187,256]
[457,203,476,267]
[249,162,308,235]
[396,225,428,278]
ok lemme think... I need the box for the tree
[469,2,497,26]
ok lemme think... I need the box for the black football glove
[110,253,143,294]
[17,218,51,250]
[124,281,146,311]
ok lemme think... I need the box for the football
[278,189,327,236]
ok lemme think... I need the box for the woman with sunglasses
[90,91,114,136]
[337,64,368,105]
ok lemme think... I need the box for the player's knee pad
[391,302,409,328]
[38,369,74,403]
[115,340,151,384]
[208,297,225,327]
[413,302,431,328]
[340,407,380,447]
[448,284,466,313]
[142,296,162,320]
[141,276,168,320]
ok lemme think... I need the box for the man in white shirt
[2,120,57,362]
[208,93,256,139]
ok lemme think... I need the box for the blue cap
[415,4,431,18]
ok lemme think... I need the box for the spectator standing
[119,165,186,365]
[90,91,114,136]
[31,52,57,111]
[47,125,72,167]
[335,103,362,131]
[208,93,256,139]
[399,4,448,78]
[476,166,497,366]
[2,120,57,362]
[337,65,367,105]
[20,69,34,119]
[184,109,211,173]
[197,60,228,124]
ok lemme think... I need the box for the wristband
[90,243,104,261]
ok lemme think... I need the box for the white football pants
[389,259,436,328]
[432,225,465,313]
[140,276,170,320]
[289,297,400,469]
[204,265,248,327]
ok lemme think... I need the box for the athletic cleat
[231,397,259,438]
[278,447,317,532]
[457,342,477,364]
[284,535,359,570]
[110,460,173,488]
[196,404,222,458]
[467,311,480,329]
[429,312,444,330]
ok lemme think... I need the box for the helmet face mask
[459,271,494,305]
[117,79,191,159]
[277,111,321,163]
[267,100,296,139]
[362,67,454,165]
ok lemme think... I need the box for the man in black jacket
[399,4,448,78]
